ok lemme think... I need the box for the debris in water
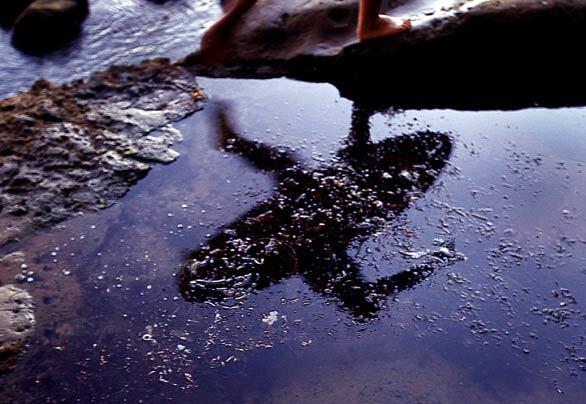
[180,104,457,320]
[262,311,279,326]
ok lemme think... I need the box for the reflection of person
[179,102,456,320]
[199,0,411,63]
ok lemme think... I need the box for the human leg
[357,0,411,41]
[198,0,257,63]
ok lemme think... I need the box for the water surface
[1,1,586,403]
[0,0,218,97]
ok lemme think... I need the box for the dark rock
[0,58,205,245]
[181,0,586,110]
[12,0,89,52]
[0,0,35,27]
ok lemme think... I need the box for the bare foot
[358,15,411,41]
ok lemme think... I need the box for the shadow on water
[179,102,461,320]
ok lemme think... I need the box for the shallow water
[0,0,218,98]
[2,76,585,402]
[2,1,586,403]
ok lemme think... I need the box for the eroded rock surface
[182,0,586,109]
[0,58,204,245]
[0,285,35,373]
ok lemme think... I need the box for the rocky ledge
[0,285,35,374]
[182,0,586,109]
[0,58,204,245]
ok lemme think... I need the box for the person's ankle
[356,23,372,37]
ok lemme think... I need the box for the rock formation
[0,285,35,374]
[0,0,89,52]
[182,0,586,109]
[0,0,35,27]
[0,58,205,245]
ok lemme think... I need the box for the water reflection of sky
[2,75,585,401]
[1,0,586,400]
[191,79,586,402]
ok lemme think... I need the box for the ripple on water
[0,0,219,98]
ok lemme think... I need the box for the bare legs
[357,0,411,41]
[197,0,257,63]
[209,0,256,34]
[198,0,411,64]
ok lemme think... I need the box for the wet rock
[0,285,35,373]
[12,0,89,52]
[0,251,27,271]
[0,58,204,245]
[182,0,586,109]
[0,0,35,27]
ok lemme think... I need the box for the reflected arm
[211,102,298,172]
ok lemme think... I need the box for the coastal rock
[12,0,89,52]
[0,58,204,245]
[0,285,35,373]
[0,0,35,27]
[182,0,586,109]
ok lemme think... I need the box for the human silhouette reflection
[179,103,459,320]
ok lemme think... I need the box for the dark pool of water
[1,1,586,403]
[1,76,585,402]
